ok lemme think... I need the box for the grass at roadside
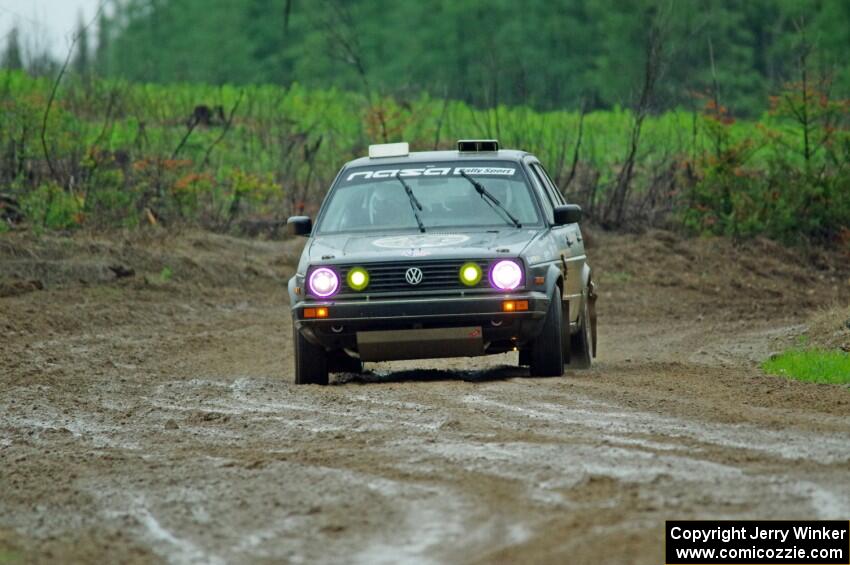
[0,550,23,564]
[762,349,850,385]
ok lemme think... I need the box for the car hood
[304,229,540,266]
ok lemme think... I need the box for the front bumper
[292,291,550,358]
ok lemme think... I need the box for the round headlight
[308,267,339,297]
[489,260,523,290]
[347,267,370,291]
[459,262,482,286]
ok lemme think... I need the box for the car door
[528,161,586,325]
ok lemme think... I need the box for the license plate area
[356,326,484,362]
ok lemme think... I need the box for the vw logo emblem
[405,267,424,285]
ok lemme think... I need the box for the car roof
[344,149,531,169]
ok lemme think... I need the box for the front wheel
[293,321,329,385]
[529,288,565,377]
[569,293,594,369]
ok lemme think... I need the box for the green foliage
[0,69,847,243]
[159,267,173,282]
[0,549,23,564]
[94,0,850,116]
[683,159,850,241]
[681,64,850,243]
[763,349,850,385]
[19,184,83,231]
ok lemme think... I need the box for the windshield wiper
[458,170,522,228]
[395,173,426,233]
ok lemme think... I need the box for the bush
[683,158,850,242]
[20,183,83,230]
[681,78,850,243]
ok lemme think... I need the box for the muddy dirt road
[1,230,849,564]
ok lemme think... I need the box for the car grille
[334,259,494,295]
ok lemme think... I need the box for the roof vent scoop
[457,139,499,152]
[369,142,409,159]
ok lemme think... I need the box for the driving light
[459,262,482,286]
[308,267,339,298]
[490,260,523,290]
[347,267,370,291]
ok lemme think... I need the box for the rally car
[287,139,596,384]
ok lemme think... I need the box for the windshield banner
[343,166,517,184]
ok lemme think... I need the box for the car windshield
[316,161,541,233]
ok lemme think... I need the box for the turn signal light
[304,307,330,319]
[502,300,528,312]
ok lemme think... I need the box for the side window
[536,164,565,205]
[532,163,564,207]
[526,163,554,223]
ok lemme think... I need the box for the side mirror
[553,204,582,225]
[287,216,312,236]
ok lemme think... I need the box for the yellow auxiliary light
[347,267,370,291]
[459,262,483,286]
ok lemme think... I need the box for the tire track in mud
[5,343,847,564]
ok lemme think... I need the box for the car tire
[569,293,594,369]
[328,349,363,374]
[529,287,565,377]
[293,321,329,385]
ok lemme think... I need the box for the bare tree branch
[320,0,370,93]
[564,100,587,192]
[602,7,669,228]
[171,119,199,160]
[202,90,245,166]
[40,0,107,189]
